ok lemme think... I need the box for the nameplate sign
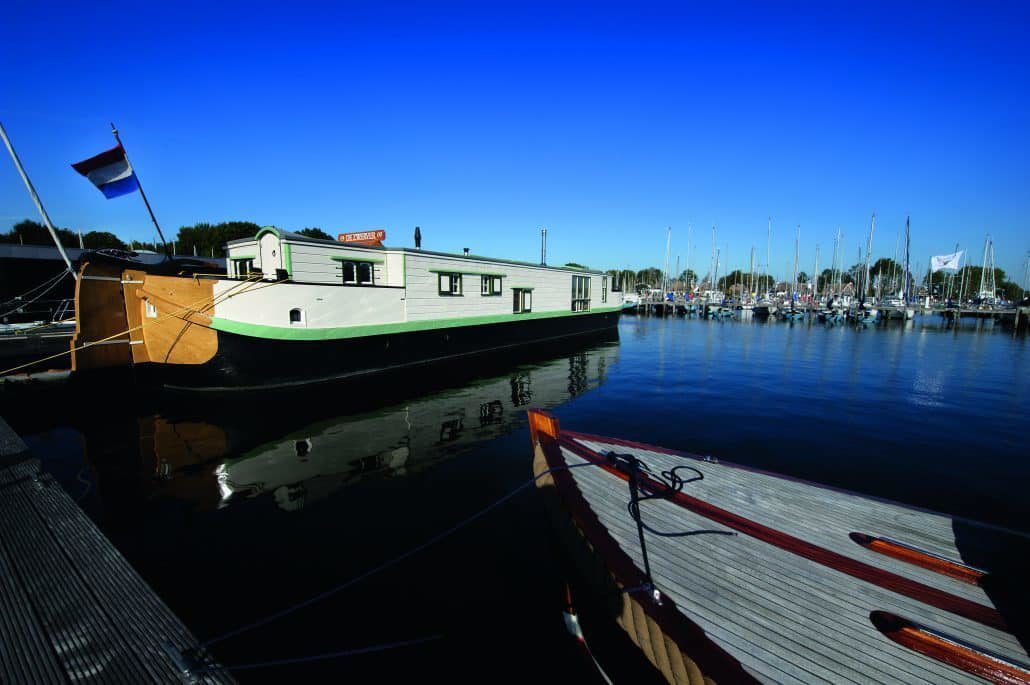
[338,230,386,246]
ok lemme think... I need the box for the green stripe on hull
[211,306,621,341]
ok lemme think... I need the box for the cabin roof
[227,227,605,275]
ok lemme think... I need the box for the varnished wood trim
[559,436,1009,633]
[870,611,1030,684]
[850,532,987,585]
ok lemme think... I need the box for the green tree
[635,267,663,287]
[296,227,333,240]
[175,221,261,257]
[82,231,127,250]
[0,219,79,247]
[676,269,698,289]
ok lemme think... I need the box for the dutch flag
[71,144,139,199]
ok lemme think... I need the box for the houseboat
[71,227,622,390]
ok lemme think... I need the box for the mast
[813,244,820,301]
[0,121,77,279]
[686,222,692,292]
[979,235,996,301]
[903,217,910,303]
[830,227,840,300]
[749,246,756,299]
[861,213,876,304]
[766,216,772,295]
[663,226,672,294]
[792,225,799,309]
[711,225,717,294]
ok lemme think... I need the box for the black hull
[142,309,621,391]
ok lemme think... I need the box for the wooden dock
[0,416,233,684]
[531,413,1030,684]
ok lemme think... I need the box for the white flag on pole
[931,250,963,273]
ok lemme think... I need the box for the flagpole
[110,123,170,259]
[0,121,77,279]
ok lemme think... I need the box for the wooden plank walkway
[554,431,1030,684]
[0,416,233,684]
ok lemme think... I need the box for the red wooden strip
[871,611,1030,685]
[559,436,1009,633]
[850,532,986,585]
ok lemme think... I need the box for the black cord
[605,451,736,595]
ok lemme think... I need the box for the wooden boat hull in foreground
[528,410,1030,684]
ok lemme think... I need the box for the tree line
[0,219,334,256]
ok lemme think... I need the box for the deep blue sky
[2,1,1028,281]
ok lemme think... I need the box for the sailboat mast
[711,225,717,294]
[813,244,820,301]
[750,246,756,298]
[903,217,910,302]
[792,225,800,308]
[862,213,876,303]
[686,222,692,292]
[766,216,772,295]
[663,226,672,294]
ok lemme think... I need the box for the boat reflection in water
[140,337,618,511]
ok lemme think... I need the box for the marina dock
[0,416,232,684]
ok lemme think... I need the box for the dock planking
[545,428,1030,684]
[0,416,233,684]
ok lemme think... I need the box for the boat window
[232,258,255,277]
[438,272,462,296]
[572,275,591,312]
[145,301,158,318]
[481,275,502,296]
[289,308,305,325]
[602,276,608,303]
[513,288,532,313]
[339,260,375,285]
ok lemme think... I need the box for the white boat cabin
[220,227,618,334]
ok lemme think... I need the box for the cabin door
[259,233,281,280]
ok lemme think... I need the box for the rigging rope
[0,271,70,319]
[192,634,444,674]
[0,273,273,377]
[198,461,601,650]
[0,269,67,308]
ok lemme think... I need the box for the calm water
[5,313,1029,682]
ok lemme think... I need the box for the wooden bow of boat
[72,262,218,370]
[528,410,1030,684]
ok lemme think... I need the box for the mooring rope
[0,270,70,319]
[0,269,67,309]
[198,446,733,656]
[197,462,601,650]
[0,273,276,377]
[192,634,444,674]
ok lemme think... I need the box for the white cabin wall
[402,253,608,321]
[384,253,405,287]
[213,280,405,329]
[285,242,388,285]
